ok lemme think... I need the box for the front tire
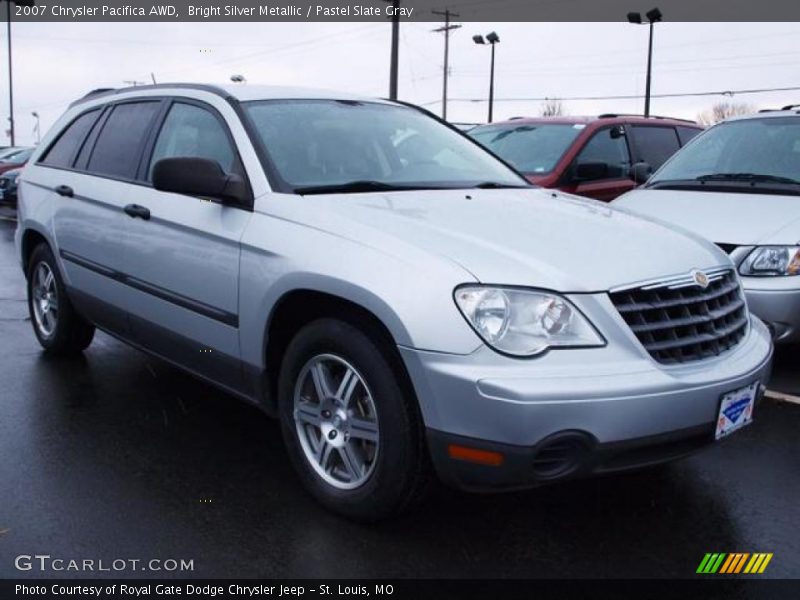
[278,318,429,521]
[26,243,95,355]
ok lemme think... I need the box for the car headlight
[454,286,605,357]
[739,246,800,277]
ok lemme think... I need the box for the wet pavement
[0,214,798,579]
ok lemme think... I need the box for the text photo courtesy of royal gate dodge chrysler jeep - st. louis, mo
[0,1,798,598]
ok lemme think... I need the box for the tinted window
[574,127,631,178]
[469,123,583,174]
[87,102,160,179]
[677,126,702,146]
[631,126,680,169]
[149,103,236,179]
[40,110,100,168]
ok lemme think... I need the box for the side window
[87,101,160,179]
[677,126,702,146]
[148,102,236,179]
[631,126,681,169]
[39,109,101,168]
[574,127,631,179]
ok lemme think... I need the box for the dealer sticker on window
[716,381,758,440]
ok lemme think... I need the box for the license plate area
[715,381,758,440]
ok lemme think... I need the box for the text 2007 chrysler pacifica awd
[15,85,773,519]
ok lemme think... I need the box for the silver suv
[16,85,773,520]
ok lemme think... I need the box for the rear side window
[677,126,702,146]
[87,102,160,179]
[40,109,100,168]
[631,126,681,169]
[148,102,236,179]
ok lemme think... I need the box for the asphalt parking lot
[0,212,798,579]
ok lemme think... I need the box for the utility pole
[384,0,400,100]
[432,9,460,121]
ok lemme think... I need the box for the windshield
[243,100,527,193]
[650,117,800,187]
[469,122,584,174]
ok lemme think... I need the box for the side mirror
[152,157,249,204]
[574,161,609,182]
[629,161,653,185]
[609,126,625,139]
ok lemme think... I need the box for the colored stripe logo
[697,553,773,574]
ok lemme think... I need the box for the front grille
[609,269,748,364]
[0,179,8,190]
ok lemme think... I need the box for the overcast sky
[4,21,800,145]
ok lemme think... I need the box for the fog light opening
[531,432,592,480]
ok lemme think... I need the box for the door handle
[55,185,73,197]
[123,204,151,221]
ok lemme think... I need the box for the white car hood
[276,187,728,292]
[615,189,800,245]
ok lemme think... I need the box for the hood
[278,188,728,292]
[615,189,800,245]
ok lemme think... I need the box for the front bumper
[742,278,800,344]
[400,315,773,491]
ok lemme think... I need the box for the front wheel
[278,318,430,521]
[26,243,95,355]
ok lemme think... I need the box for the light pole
[31,110,39,143]
[473,31,500,123]
[2,0,35,146]
[627,7,662,118]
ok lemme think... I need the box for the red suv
[469,115,703,201]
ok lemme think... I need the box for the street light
[473,31,500,123]
[627,7,662,118]
[31,111,39,144]
[2,0,35,146]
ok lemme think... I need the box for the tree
[697,102,755,126]
[540,98,565,117]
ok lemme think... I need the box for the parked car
[614,106,800,344]
[0,146,34,175]
[470,115,703,201]
[16,85,771,520]
[0,146,27,160]
[0,167,22,205]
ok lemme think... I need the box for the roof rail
[598,113,698,124]
[781,104,800,110]
[67,83,233,109]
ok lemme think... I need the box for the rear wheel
[278,318,429,521]
[26,243,95,355]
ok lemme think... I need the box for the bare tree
[697,102,756,126]
[540,98,565,117]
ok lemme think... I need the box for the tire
[26,243,95,355]
[278,318,430,521]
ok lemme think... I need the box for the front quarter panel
[238,198,483,372]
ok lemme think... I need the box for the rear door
[120,98,252,394]
[47,100,163,334]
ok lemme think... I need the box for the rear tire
[278,318,430,521]
[26,243,95,355]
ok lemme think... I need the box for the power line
[419,84,800,105]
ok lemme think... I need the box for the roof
[474,114,700,129]
[71,83,389,108]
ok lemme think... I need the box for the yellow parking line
[765,390,800,405]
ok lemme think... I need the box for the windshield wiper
[294,180,425,195]
[490,125,536,143]
[695,173,800,185]
[472,181,531,189]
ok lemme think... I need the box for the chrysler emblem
[692,269,710,289]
